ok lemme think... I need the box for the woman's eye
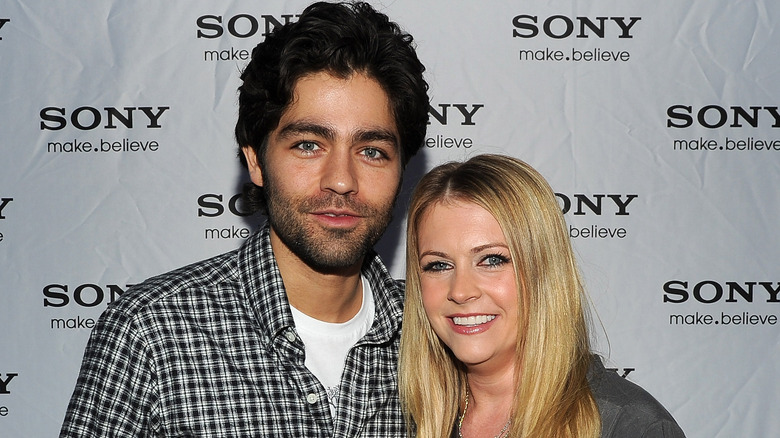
[421,261,450,272]
[481,254,509,267]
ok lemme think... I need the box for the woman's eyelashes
[421,260,451,273]
[479,253,510,268]
[420,252,510,273]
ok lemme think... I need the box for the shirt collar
[238,221,404,344]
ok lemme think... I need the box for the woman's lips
[448,314,497,335]
[452,315,496,326]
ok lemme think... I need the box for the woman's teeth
[452,315,496,326]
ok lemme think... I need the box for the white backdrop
[2,1,779,436]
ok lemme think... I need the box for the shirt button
[306,393,318,404]
[285,331,296,342]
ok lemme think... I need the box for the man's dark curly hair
[235,1,430,215]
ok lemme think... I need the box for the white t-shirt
[289,275,375,416]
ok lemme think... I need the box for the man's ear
[241,146,264,187]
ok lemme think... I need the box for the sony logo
[198,193,251,218]
[606,367,635,378]
[512,15,641,39]
[555,193,638,216]
[663,280,780,304]
[43,284,130,308]
[667,105,780,129]
[40,106,170,131]
[0,18,9,40]
[0,198,12,219]
[0,373,17,394]
[196,14,299,39]
[428,104,484,126]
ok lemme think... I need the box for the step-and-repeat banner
[1,1,778,436]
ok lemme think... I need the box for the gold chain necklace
[457,386,511,438]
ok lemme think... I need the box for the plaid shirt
[61,222,407,437]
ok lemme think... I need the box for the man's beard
[264,175,397,273]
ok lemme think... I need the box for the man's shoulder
[109,248,243,316]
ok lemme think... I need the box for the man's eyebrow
[353,128,399,148]
[276,121,398,148]
[276,121,336,141]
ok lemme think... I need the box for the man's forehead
[276,72,399,142]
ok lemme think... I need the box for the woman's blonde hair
[399,154,600,437]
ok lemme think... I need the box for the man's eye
[361,147,386,160]
[296,141,319,152]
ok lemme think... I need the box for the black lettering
[260,14,297,37]
[663,280,688,303]
[196,15,223,38]
[608,194,638,216]
[227,14,259,38]
[512,14,538,38]
[693,280,722,304]
[698,105,727,129]
[452,104,484,126]
[512,15,640,39]
[428,104,450,125]
[729,106,761,128]
[0,373,18,394]
[761,282,780,302]
[763,106,780,127]
[726,281,755,303]
[611,17,642,38]
[555,193,572,214]
[107,284,127,302]
[198,194,225,217]
[544,15,574,39]
[573,194,604,215]
[607,368,635,378]
[71,106,101,130]
[138,106,169,128]
[43,284,69,307]
[40,107,67,130]
[73,284,104,307]
[104,107,135,129]
[0,18,10,33]
[228,193,251,217]
[667,105,693,128]
[577,16,607,38]
[0,197,12,219]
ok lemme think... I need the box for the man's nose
[321,148,358,195]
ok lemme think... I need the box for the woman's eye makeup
[421,260,450,272]
[480,253,510,268]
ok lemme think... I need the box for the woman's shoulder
[588,355,686,438]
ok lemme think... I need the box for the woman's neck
[459,365,516,438]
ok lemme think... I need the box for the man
[60,2,429,436]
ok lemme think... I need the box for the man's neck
[270,229,364,323]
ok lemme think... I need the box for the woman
[399,154,685,438]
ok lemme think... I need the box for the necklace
[457,386,511,438]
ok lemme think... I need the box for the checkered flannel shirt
[60,222,407,437]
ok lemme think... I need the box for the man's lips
[311,210,362,227]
